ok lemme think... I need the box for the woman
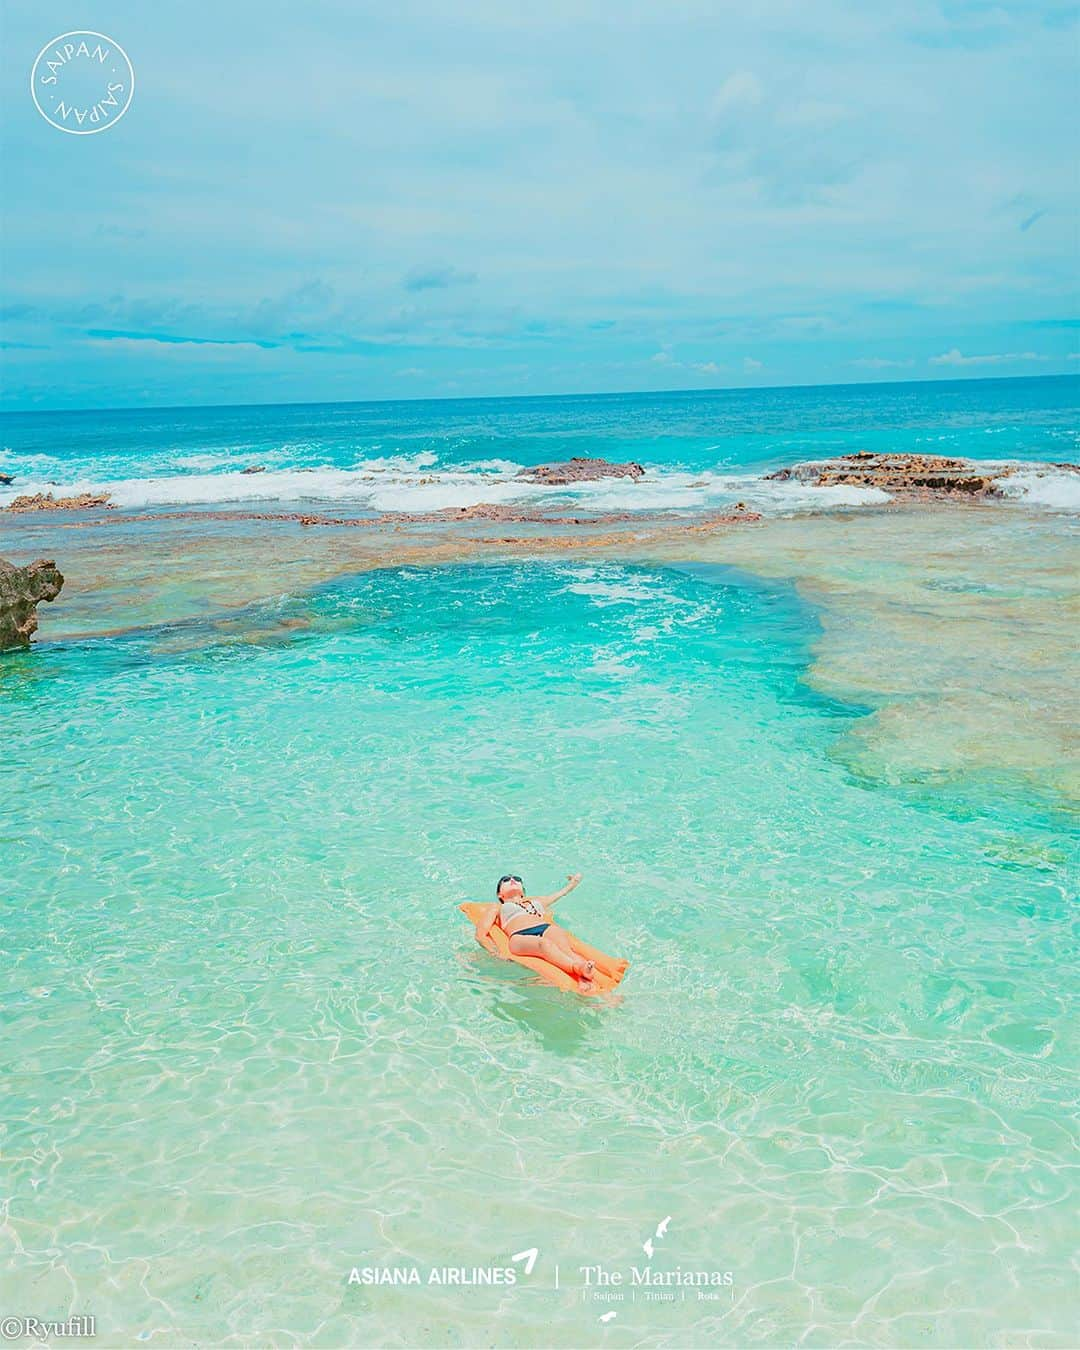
[474,872,596,989]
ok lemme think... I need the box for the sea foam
[5,455,1076,517]
[0,458,894,517]
[998,467,1080,511]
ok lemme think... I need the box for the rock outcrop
[767,452,1003,496]
[59,498,767,532]
[294,503,653,527]
[0,558,64,649]
[517,457,646,485]
[0,472,14,485]
[241,465,266,474]
[5,491,113,512]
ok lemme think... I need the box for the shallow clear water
[2,380,1077,1345]
[3,556,1076,1346]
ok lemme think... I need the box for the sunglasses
[496,874,523,894]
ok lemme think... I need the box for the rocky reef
[768,452,1011,496]
[5,491,113,512]
[62,501,762,531]
[0,557,64,649]
[516,457,646,485]
[0,472,14,485]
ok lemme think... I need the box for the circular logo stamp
[30,31,134,135]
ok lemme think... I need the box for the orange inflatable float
[459,902,629,996]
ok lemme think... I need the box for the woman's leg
[545,924,578,959]
[550,926,628,978]
[508,931,595,984]
[548,924,623,978]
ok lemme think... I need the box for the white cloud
[743,357,764,372]
[650,352,725,376]
[83,336,268,356]
[852,356,914,368]
[4,1,1078,408]
[930,348,1048,366]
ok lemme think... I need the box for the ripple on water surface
[3,559,1077,1346]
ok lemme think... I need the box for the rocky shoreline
[3,447,1074,653]
[0,558,64,650]
[2,457,1073,655]
[767,451,1078,497]
[6,491,114,512]
[4,454,1075,523]
[51,501,760,530]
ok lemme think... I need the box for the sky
[1,0,1078,410]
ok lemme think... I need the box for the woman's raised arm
[533,872,583,907]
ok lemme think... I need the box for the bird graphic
[656,1216,672,1239]
[642,1237,654,1258]
[599,1311,617,1323]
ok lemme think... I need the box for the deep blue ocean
[1,376,1077,516]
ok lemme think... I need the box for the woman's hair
[496,873,524,900]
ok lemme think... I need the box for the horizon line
[1,369,1077,419]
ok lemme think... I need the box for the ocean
[3,376,1079,515]
[1,376,1077,1347]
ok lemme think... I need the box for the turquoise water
[3,552,1076,1346]
[2,377,1078,516]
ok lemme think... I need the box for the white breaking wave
[719,476,893,512]
[0,466,534,512]
[4,454,1072,516]
[174,452,258,471]
[0,448,65,472]
[348,452,438,473]
[0,457,895,516]
[997,468,1080,512]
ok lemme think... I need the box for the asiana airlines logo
[348,1265,518,1287]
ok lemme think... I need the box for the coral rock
[5,491,113,512]
[767,453,1006,496]
[0,557,64,649]
[517,457,646,485]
